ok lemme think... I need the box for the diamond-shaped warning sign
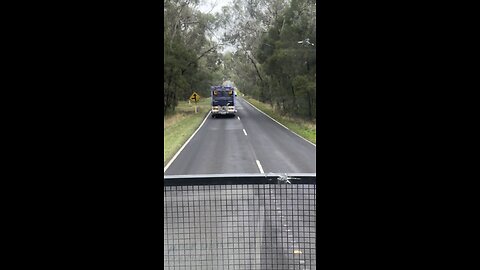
[189,92,200,102]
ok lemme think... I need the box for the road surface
[164,97,316,269]
[164,97,316,175]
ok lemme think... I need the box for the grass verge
[242,96,316,144]
[164,98,211,166]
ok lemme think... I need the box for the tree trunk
[246,53,263,82]
[291,84,297,113]
[307,92,312,120]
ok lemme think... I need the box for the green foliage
[218,0,316,120]
[164,0,224,114]
[164,0,316,120]
[254,0,316,119]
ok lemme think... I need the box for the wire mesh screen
[164,177,316,270]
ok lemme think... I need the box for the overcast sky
[197,0,235,53]
[197,0,230,14]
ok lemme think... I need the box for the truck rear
[211,85,237,118]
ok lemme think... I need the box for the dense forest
[164,0,316,120]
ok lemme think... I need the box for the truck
[211,85,237,118]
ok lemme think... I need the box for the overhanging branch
[246,53,263,82]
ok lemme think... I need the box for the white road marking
[241,98,316,147]
[164,111,211,173]
[256,160,264,173]
[237,116,240,120]
[243,129,248,136]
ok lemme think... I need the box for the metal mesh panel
[164,181,316,270]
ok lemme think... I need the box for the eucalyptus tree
[254,0,316,119]
[164,0,224,113]
[164,0,316,119]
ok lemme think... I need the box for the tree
[164,0,316,120]
[164,0,224,114]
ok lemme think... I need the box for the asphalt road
[164,97,316,269]
[164,97,316,175]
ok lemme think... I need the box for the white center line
[256,160,264,173]
[243,129,248,136]
[237,116,240,120]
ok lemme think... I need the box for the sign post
[189,92,200,113]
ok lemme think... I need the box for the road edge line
[256,160,264,173]
[242,98,316,147]
[164,111,211,173]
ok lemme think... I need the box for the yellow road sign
[189,92,200,102]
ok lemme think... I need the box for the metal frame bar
[164,173,316,186]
